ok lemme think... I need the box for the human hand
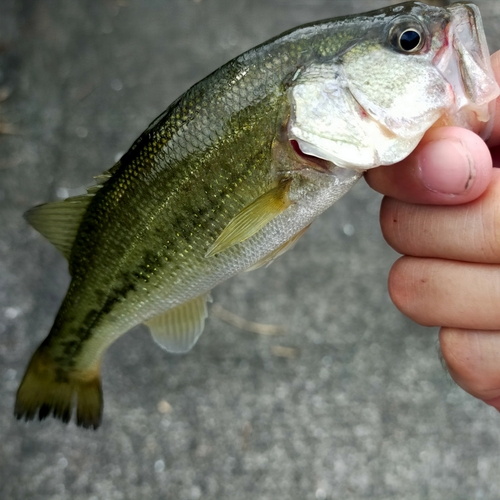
[365,51,500,411]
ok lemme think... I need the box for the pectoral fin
[206,179,292,258]
[145,293,212,353]
[245,224,311,272]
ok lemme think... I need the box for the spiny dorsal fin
[87,164,118,194]
[145,292,212,354]
[87,184,105,194]
[24,194,93,260]
[245,223,311,272]
[205,179,292,258]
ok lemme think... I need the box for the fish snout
[437,3,500,138]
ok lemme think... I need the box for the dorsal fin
[24,163,120,259]
[87,163,119,194]
[24,194,93,260]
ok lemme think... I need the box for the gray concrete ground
[1,1,500,499]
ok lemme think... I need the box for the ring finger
[440,328,500,410]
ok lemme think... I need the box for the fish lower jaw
[289,131,414,172]
[288,139,337,173]
[432,100,497,140]
[288,133,373,172]
[467,100,499,141]
[288,113,429,171]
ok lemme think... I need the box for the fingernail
[418,139,475,195]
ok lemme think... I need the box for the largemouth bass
[15,2,499,429]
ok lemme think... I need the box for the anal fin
[145,292,212,353]
[205,179,292,257]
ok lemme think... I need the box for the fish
[14,1,499,429]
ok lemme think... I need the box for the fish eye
[399,29,422,52]
[390,21,425,54]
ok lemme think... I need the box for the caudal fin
[14,346,103,429]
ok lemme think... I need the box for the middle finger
[389,257,500,330]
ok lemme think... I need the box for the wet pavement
[1,1,500,499]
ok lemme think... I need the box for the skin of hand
[365,51,500,412]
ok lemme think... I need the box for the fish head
[288,1,500,170]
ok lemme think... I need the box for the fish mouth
[435,3,499,139]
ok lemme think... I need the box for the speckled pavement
[1,1,500,499]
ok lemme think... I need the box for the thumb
[365,127,493,206]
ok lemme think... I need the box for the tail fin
[14,346,103,429]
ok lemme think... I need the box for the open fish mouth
[434,2,499,138]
